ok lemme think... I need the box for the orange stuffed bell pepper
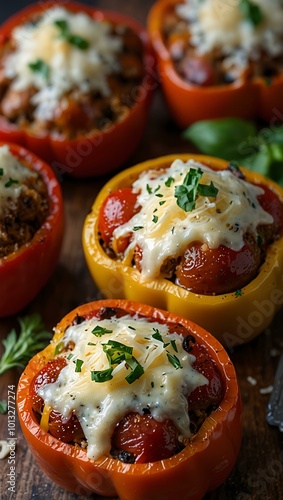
[0,141,64,317]
[17,299,242,499]
[82,154,283,349]
[147,0,283,127]
[0,1,155,178]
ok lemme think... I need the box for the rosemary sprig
[0,314,51,375]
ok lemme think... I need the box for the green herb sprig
[183,117,283,187]
[174,167,218,212]
[0,314,51,375]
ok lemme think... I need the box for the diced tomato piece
[111,412,182,463]
[98,188,139,250]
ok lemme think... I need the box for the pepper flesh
[147,0,283,127]
[17,299,242,500]
[0,141,64,317]
[0,1,155,178]
[82,154,283,349]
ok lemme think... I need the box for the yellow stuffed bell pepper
[82,154,283,349]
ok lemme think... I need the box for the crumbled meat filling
[0,170,49,258]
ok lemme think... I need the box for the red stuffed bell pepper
[17,299,242,500]
[0,141,64,317]
[0,1,155,178]
[147,0,283,127]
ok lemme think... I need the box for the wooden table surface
[1,1,283,499]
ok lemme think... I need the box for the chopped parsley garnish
[67,353,74,360]
[165,176,174,187]
[5,178,19,188]
[125,356,144,384]
[235,289,243,297]
[54,19,89,49]
[159,200,166,206]
[92,325,112,337]
[91,367,113,382]
[171,340,178,352]
[174,167,218,212]
[239,0,264,26]
[74,358,84,372]
[152,214,158,223]
[146,184,152,194]
[133,226,144,231]
[28,59,50,80]
[167,353,182,369]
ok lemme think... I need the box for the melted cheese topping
[113,159,273,280]
[0,145,36,214]
[176,0,283,64]
[39,314,207,460]
[4,7,122,121]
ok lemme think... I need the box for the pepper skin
[82,154,283,349]
[0,1,155,178]
[17,299,242,500]
[147,0,283,127]
[0,142,64,317]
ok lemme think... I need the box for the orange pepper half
[17,299,242,500]
[82,154,283,349]
[147,0,283,127]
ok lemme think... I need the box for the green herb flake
[159,200,166,206]
[128,325,136,330]
[167,352,182,369]
[133,226,144,231]
[146,184,152,194]
[28,59,50,80]
[152,214,158,223]
[125,356,144,384]
[87,342,96,346]
[170,340,178,353]
[54,18,89,50]
[67,353,74,360]
[91,367,113,383]
[92,325,112,337]
[235,289,243,297]
[74,358,84,372]
[239,0,264,27]
[165,176,174,187]
[5,178,19,188]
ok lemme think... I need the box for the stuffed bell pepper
[83,154,283,348]
[147,0,283,126]
[0,141,64,317]
[17,299,242,499]
[0,1,155,177]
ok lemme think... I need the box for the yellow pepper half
[82,154,283,349]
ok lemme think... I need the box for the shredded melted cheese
[39,314,207,460]
[0,145,36,214]
[176,0,283,65]
[4,7,123,121]
[113,159,273,280]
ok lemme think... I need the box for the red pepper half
[0,1,156,178]
[147,0,283,127]
[0,141,64,317]
[17,299,242,500]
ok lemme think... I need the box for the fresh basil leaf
[239,0,264,27]
[240,144,272,175]
[183,117,257,161]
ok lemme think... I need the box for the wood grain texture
[1,1,283,499]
